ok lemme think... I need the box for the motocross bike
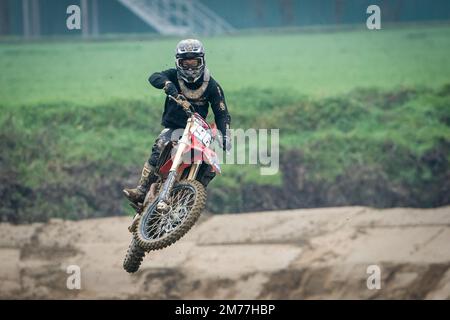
[123,95,222,273]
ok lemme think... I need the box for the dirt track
[1,206,449,299]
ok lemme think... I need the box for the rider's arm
[148,69,178,89]
[209,80,231,147]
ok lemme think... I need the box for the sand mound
[1,206,449,299]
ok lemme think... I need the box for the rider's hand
[163,81,178,97]
[221,135,232,152]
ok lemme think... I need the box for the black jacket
[148,68,231,138]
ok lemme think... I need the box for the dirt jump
[1,206,449,299]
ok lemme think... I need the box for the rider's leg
[148,128,174,167]
[197,163,217,187]
[123,161,156,203]
[123,128,175,203]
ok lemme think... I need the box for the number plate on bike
[191,120,212,147]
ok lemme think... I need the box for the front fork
[157,119,193,211]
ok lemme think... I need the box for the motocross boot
[123,162,156,204]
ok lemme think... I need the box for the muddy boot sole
[123,189,145,204]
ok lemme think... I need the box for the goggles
[177,57,203,70]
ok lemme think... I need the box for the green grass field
[1,25,450,106]
[1,25,449,222]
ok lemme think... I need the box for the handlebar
[169,94,226,150]
[168,95,194,116]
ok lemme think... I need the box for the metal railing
[117,0,235,36]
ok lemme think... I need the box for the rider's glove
[221,135,232,152]
[163,81,178,97]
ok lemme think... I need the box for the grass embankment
[1,25,449,222]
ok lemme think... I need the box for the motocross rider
[123,39,231,204]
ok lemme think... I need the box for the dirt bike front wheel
[134,179,206,251]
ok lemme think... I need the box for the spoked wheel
[134,180,206,251]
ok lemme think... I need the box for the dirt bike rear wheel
[134,179,206,251]
[123,238,145,273]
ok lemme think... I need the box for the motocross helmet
[175,39,205,83]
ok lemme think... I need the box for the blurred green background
[1,12,450,222]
